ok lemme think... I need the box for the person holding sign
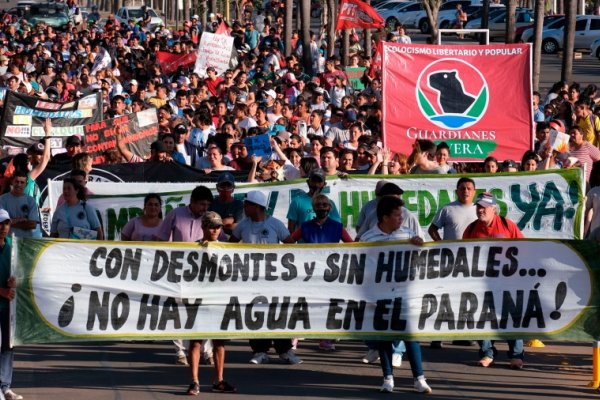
[0,209,22,400]
[462,192,525,369]
[360,195,432,394]
[290,193,353,351]
[50,178,103,240]
[186,211,237,395]
[428,177,477,348]
[229,190,301,365]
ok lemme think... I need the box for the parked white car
[538,15,600,54]
[115,6,165,30]
[520,16,565,43]
[465,8,534,41]
[375,1,423,30]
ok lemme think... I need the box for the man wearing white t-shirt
[428,177,477,348]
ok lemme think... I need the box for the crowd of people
[0,0,596,398]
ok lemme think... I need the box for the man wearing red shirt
[463,192,523,239]
[463,192,525,370]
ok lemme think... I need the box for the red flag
[215,21,231,36]
[336,0,384,30]
[156,52,197,75]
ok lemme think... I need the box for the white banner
[193,32,235,78]
[15,238,593,343]
[46,170,585,241]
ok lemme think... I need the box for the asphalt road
[10,339,600,399]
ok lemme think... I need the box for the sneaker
[392,353,402,367]
[186,382,200,396]
[479,356,494,367]
[279,349,303,364]
[3,390,23,400]
[176,354,189,366]
[510,358,524,369]
[212,380,237,393]
[380,377,394,393]
[250,352,269,364]
[414,376,432,394]
[362,349,380,364]
[319,340,336,351]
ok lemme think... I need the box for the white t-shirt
[232,216,290,244]
[430,200,477,240]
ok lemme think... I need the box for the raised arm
[29,118,52,180]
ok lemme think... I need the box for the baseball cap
[129,79,139,87]
[245,190,268,208]
[276,130,291,142]
[0,209,10,223]
[476,192,497,208]
[66,135,82,147]
[192,14,199,20]
[284,72,298,83]
[150,140,167,153]
[501,159,518,170]
[174,123,188,134]
[201,211,223,228]
[378,182,404,196]
[344,109,357,122]
[27,142,45,154]
[314,87,325,95]
[217,172,235,187]
[308,168,326,181]
[549,119,566,134]
[264,89,277,99]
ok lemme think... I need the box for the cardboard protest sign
[83,109,159,164]
[382,43,532,161]
[46,169,584,241]
[244,134,272,158]
[13,237,599,343]
[548,129,570,153]
[0,91,103,149]
[193,32,236,78]
[346,67,366,91]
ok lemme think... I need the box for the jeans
[0,308,12,391]
[478,339,524,360]
[366,340,406,355]
[376,341,423,378]
[249,339,292,354]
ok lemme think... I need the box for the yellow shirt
[577,114,600,147]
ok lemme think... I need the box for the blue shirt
[300,218,343,244]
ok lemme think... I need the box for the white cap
[192,14,199,20]
[245,190,268,208]
[0,209,10,223]
[264,89,277,99]
[129,79,138,86]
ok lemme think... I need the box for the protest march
[0,0,598,398]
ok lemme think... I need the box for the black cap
[27,142,45,154]
[66,135,82,147]
[150,140,167,153]
[174,123,188,134]
[378,183,404,196]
